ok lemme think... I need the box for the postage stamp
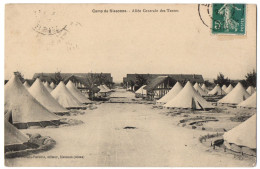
[212,4,246,35]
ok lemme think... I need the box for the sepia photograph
[3,2,257,167]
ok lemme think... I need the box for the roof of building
[125,73,204,84]
[144,76,172,91]
[33,73,113,84]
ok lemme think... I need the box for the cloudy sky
[5,4,256,82]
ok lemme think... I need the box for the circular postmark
[32,23,68,36]
[198,4,213,29]
[32,9,68,37]
[32,9,82,51]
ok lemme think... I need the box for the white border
[0,0,258,168]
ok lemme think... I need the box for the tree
[214,73,230,86]
[85,73,100,100]
[245,69,256,87]
[239,80,247,88]
[204,80,214,88]
[129,80,135,91]
[96,73,107,85]
[54,71,63,84]
[135,75,149,90]
[14,71,25,83]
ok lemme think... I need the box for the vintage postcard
[4,4,256,167]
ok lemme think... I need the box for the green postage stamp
[212,4,246,35]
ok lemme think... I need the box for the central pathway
[6,89,254,167]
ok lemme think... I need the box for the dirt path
[5,90,255,167]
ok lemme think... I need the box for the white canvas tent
[66,81,92,104]
[225,84,233,94]
[246,86,256,95]
[193,82,207,96]
[208,84,226,95]
[50,82,56,89]
[4,74,60,129]
[201,84,209,93]
[164,81,214,110]
[44,82,53,93]
[237,92,256,108]
[23,81,30,89]
[222,85,227,91]
[98,85,108,93]
[218,82,250,104]
[51,81,85,109]
[157,82,183,104]
[97,85,110,97]
[102,84,111,92]
[223,114,256,156]
[135,85,147,97]
[29,78,69,115]
[5,120,29,152]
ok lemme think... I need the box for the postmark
[198,4,213,29]
[32,9,81,51]
[212,4,246,35]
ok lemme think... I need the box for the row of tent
[135,83,255,99]
[158,82,256,155]
[4,73,92,129]
[135,81,257,155]
[147,81,256,109]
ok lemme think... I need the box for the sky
[5,4,256,83]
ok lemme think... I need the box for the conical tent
[218,82,250,104]
[29,78,69,115]
[98,85,108,93]
[208,84,226,95]
[4,74,60,129]
[246,86,256,95]
[224,114,256,154]
[135,85,147,95]
[23,81,30,89]
[51,81,85,109]
[222,85,227,91]
[102,85,111,92]
[5,120,29,152]
[157,82,183,104]
[50,82,56,89]
[225,84,233,93]
[66,81,92,104]
[201,84,209,93]
[193,82,207,96]
[43,81,53,93]
[164,81,214,110]
[237,92,256,108]
[102,84,111,92]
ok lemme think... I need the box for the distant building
[32,72,113,88]
[123,73,205,91]
[144,76,176,100]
